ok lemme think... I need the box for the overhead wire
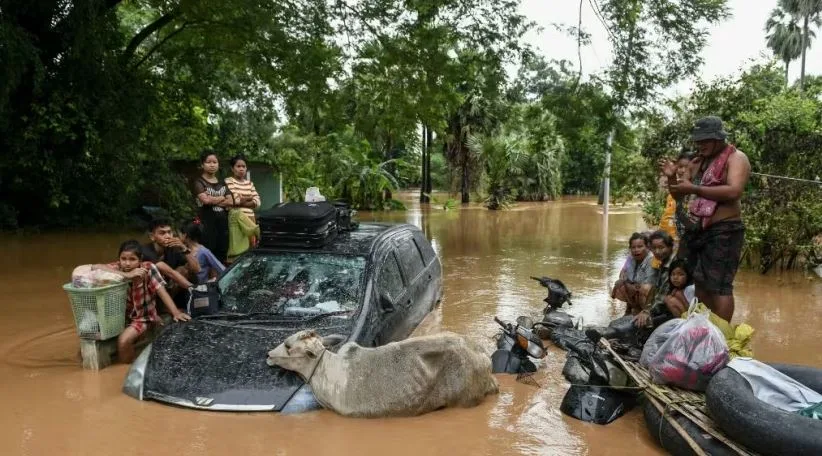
[588,0,618,43]
[750,172,822,185]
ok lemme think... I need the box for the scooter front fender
[491,349,523,374]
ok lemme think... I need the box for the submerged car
[123,223,443,412]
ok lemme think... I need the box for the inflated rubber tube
[706,363,822,456]
[642,397,736,456]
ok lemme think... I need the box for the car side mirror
[379,292,395,313]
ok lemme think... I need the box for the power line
[588,0,617,43]
[751,172,822,185]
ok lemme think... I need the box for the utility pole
[420,124,430,203]
[603,130,614,218]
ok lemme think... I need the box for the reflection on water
[1,195,820,455]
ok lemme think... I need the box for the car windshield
[218,252,366,316]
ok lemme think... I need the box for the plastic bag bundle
[685,303,754,358]
[645,312,730,391]
[639,318,684,367]
[71,265,124,289]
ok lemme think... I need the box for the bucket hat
[691,116,727,142]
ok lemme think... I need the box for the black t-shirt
[142,243,186,269]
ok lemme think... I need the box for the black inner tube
[642,397,737,456]
[706,363,822,456]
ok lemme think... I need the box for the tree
[444,51,509,203]
[468,134,522,210]
[598,0,731,108]
[765,7,807,85]
[779,0,822,91]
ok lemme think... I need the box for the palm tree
[467,134,522,210]
[765,7,805,85]
[779,0,822,91]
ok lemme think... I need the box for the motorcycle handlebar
[493,317,508,329]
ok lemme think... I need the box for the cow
[266,330,499,418]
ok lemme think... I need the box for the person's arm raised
[670,152,751,202]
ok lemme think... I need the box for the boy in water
[93,240,190,362]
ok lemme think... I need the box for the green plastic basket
[63,281,129,340]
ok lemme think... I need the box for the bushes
[272,127,404,211]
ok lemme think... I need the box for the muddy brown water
[1,196,820,455]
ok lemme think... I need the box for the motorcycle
[490,316,546,374]
[531,275,671,360]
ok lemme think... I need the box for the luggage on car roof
[258,202,338,248]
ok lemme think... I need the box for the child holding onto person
[181,219,226,285]
[663,259,695,318]
[93,240,190,363]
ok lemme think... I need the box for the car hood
[141,316,353,411]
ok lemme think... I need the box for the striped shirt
[225,177,261,221]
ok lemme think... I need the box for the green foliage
[599,0,731,107]
[778,0,822,90]
[641,190,666,228]
[0,0,742,228]
[429,151,449,191]
[0,0,534,226]
[268,127,401,210]
[765,5,809,84]
[505,103,564,201]
[468,135,522,210]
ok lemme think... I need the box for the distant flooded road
[1,195,820,455]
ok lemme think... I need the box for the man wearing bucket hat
[662,116,750,322]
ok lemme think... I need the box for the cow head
[267,330,344,378]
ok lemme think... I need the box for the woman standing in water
[194,150,233,263]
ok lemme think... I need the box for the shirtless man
[661,116,751,322]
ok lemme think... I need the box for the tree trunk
[801,14,809,92]
[785,60,790,86]
[425,126,433,195]
[461,156,470,204]
[384,135,393,202]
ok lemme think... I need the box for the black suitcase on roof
[332,200,359,232]
[258,202,338,248]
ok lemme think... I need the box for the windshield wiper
[198,311,280,319]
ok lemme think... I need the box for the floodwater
[1,195,820,456]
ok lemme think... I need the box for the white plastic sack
[729,358,822,412]
[77,309,98,333]
[647,312,730,391]
[304,187,326,202]
[640,318,684,367]
[71,265,124,288]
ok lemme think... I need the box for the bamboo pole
[645,394,707,456]
[599,339,754,456]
